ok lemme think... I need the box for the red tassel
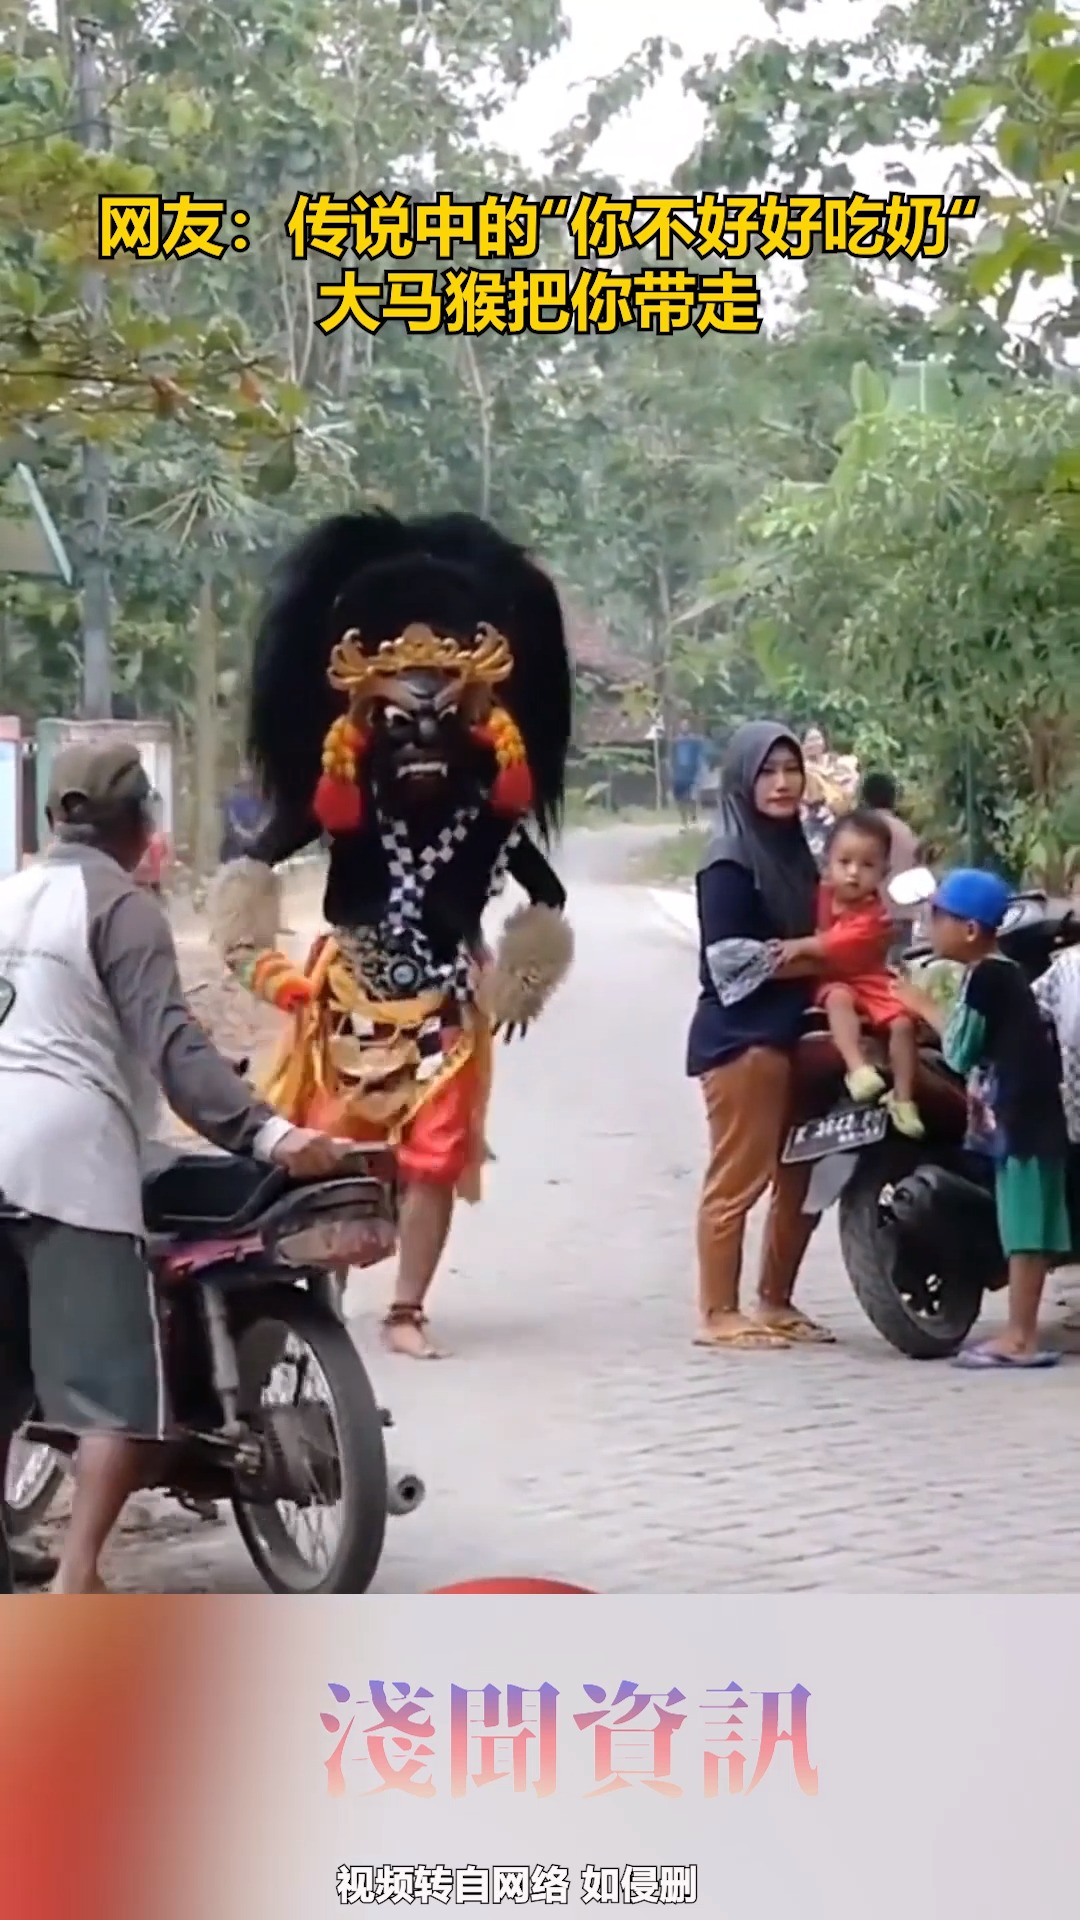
[490,760,534,816]
[314,773,363,834]
[276,979,313,1012]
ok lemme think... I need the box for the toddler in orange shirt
[776,810,923,1137]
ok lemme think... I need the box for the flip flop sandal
[952,1343,1061,1370]
[757,1313,836,1345]
[693,1324,791,1351]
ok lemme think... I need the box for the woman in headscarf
[688,722,835,1349]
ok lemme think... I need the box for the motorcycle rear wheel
[839,1145,983,1359]
[230,1286,388,1594]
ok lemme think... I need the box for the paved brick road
[62,828,1080,1592]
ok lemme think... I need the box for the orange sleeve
[816,902,891,976]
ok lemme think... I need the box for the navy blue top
[686,861,810,1076]
[670,735,705,786]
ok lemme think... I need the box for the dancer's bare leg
[383,1179,455,1358]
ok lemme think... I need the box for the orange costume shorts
[263,935,492,1198]
[305,1037,480,1189]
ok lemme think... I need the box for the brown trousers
[697,1047,817,1318]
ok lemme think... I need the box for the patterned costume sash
[260,932,494,1202]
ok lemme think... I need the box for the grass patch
[562,797,677,830]
[631,827,708,884]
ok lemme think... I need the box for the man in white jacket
[0,741,351,1592]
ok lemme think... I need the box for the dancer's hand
[494,1020,530,1044]
[253,953,313,1012]
[274,973,313,1012]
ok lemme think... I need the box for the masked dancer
[210,512,574,1357]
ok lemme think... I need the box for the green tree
[737,372,1080,876]
[676,0,1054,370]
[942,8,1079,331]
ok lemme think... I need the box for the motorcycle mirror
[888,866,937,910]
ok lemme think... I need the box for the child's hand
[771,937,814,965]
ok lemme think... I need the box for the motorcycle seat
[142,1153,285,1237]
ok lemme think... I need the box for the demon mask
[247,511,571,845]
[314,621,533,833]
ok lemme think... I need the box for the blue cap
[933,867,1010,931]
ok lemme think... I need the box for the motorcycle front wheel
[839,1145,983,1359]
[4,1437,64,1534]
[230,1285,389,1594]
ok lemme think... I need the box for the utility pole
[72,16,112,718]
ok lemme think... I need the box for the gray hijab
[700,721,819,938]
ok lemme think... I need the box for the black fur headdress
[248,510,572,842]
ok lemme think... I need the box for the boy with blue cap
[898,867,1070,1369]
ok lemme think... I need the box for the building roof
[559,588,638,682]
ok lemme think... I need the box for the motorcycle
[3,1438,65,1536]
[3,1057,237,1543]
[1,1143,426,1591]
[780,868,1080,1359]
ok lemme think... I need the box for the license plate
[782,1104,889,1164]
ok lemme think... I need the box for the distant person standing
[802,724,827,771]
[859,771,920,879]
[801,724,858,867]
[670,718,706,827]
[133,791,170,898]
[220,764,268,864]
[801,726,836,866]
[698,735,720,814]
[803,725,859,808]
[860,770,922,958]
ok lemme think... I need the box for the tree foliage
[1,0,1078,878]
[676,1,1080,877]
[942,8,1079,328]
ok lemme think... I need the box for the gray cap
[47,740,151,817]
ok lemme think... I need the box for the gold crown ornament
[327,622,513,696]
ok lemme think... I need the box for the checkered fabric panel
[376,811,526,1001]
